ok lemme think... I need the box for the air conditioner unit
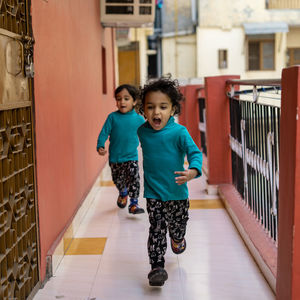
[100,0,155,28]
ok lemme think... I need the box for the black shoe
[128,203,145,214]
[148,267,168,286]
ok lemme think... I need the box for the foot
[148,267,168,286]
[117,195,128,208]
[171,237,186,254]
[128,203,145,214]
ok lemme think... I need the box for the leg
[126,161,144,214]
[109,162,128,208]
[146,198,168,286]
[125,160,140,199]
[110,162,127,193]
[146,198,168,268]
[166,199,189,254]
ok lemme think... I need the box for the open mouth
[152,117,161,127]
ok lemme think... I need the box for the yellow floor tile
[100,180,115,187]
[189,199,224,209]
[65,237,107,255]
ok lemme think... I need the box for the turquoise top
[137,116,202,201]
[97,110,145,163]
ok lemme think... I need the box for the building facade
[196,0,300,79]
[152,0,300,82]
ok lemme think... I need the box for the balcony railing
[198,97,207,156]
[185,67,300,297]
[227,79,281,243]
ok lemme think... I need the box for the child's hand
[174,169,198,185]
[97,147,107,156]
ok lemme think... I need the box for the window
[247,34,275,71]
[218,49,228,69]
[102,46,107,94]
[287,48,300,66]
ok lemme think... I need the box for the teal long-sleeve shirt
[97,110,145,163]
[137,116,203,201]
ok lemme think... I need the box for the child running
[97,84,145,214]
[137,77,203,286]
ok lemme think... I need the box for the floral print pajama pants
[146,198,189,268]
[109,160,140,199]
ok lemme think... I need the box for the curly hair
[115,84,138,101]
[138,76,184,116]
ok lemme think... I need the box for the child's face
[116,88,136,114]
[144,91,175,131]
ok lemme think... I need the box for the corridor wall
[31,0,116,281]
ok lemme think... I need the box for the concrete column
[184,84,202,149]
[178,86,186,126]
[204,75,239,186]
[276,66,300,300]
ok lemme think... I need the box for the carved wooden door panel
[0,1,39,299]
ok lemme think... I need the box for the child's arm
[96,114,112,154]
[174,169,199,185]
[175,127,203,185]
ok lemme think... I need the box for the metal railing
[198,97,207,156]
[227,79,281,242]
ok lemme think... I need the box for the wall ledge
[219,183,277,293]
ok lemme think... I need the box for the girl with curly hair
[137,77,203,286]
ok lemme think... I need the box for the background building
[149,0,300,82]
[196,0,300,79]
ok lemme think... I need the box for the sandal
[117,195,128,208]
[171,237,186,254]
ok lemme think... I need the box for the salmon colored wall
[31,0,116,281]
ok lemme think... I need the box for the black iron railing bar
[261,105,268,230]
[271,107,276,239]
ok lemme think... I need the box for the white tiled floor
[33,167,275,300]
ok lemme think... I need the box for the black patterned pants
[146,198,189,268]
[109,160,140,199]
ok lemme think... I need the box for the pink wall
[31,0,116,281]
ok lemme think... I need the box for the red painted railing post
[179,84,203,149]
[178,86,186,126]
[184,84,202,149]
[204,75,239,185]
[276,66,300,300]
